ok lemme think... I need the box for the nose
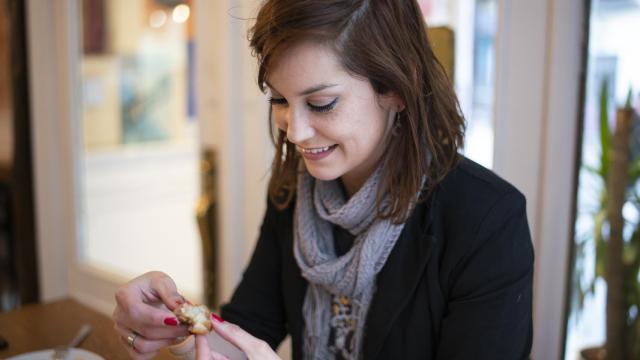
[285,109,315,145]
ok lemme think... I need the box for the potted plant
[574,80,639,360]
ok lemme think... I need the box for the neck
[338,177,356,199]
[340,153,388,198]
[340,161,379,198]
[340,174,365,199]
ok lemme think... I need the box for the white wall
[194,0,271,305]
[493,0,584,358]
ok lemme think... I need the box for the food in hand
[174,303,213,335]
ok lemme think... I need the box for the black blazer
[221,157,534,359]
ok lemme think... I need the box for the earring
[392,111,402,136]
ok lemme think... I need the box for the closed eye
[268,97,288,105]
[268,97,338,113]
[308,98,338,113]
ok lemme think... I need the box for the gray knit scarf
[293,165,406,360]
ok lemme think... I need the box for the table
[0,298,174,359]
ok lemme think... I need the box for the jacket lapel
[362,194,439,359]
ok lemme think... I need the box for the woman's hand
[195,318,281,360]
[112,271,190,360]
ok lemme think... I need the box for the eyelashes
[268,97,287,105]
[310,98,338,113]
[268,97,338,113]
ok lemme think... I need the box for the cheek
[341,110,388,151]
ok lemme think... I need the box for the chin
[304,163,343,182]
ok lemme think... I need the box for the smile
[297,144,337,154]
[297,144,338,161]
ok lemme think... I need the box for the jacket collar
[362,190,439,359]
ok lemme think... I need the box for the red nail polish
[211,313,224,323]
[176,299,184,306]
[164,317,179,326]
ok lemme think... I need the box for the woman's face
[267,40,401,195]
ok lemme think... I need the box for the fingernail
[175,299,184,306]
[164,317,179,326]
[211,313,224,323]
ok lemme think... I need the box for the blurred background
[0,0,639,359]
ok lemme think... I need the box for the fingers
[195,334,211,360]
[210,318,254,351]
[112,301,189,340]
[117,334,159,360]
[114,323,177,354]
[195,334,230,360]
[211,317,278,359]
[113,278,190,339]
[112,271,192,358]
[147,271,187,311]
[211,353,230,360]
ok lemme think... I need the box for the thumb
[148,271,185,311]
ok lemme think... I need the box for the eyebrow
[265,81,339,96]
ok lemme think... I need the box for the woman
[112,1,534,359]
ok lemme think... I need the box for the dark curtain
[0,0,39,312]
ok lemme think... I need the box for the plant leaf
[624,224,640,265]
[594,209,608,280]
[630,157,640,183]
[584,164,601,176]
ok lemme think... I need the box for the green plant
[575,80,640,359]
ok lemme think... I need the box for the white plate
[6,348,104,360]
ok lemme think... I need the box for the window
[564,1,640,358]
[419,0,497,168]
[78,0,202,298]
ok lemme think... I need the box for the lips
[297,144,337,154]
[297,144,338,161]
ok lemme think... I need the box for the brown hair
[249,0,465,223]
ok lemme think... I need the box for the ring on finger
[126,332,139,350]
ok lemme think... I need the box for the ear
[380,92,406,113]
